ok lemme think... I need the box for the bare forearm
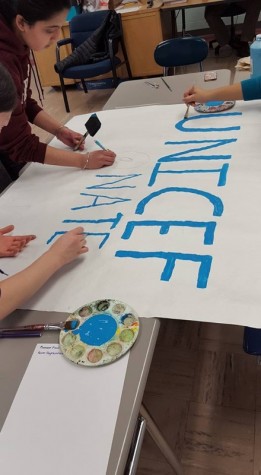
[33,109,63,136]
[44,144,83,167]
[34,111,85,168]
[184,83,244,105]
[33,111,115,169]
[0,251,63,319]
[207,83,243,101]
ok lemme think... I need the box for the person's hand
[49,227,88,266]
[0,225,36,257]
[57,126,85,151]
[183,86,211,106]
[81,150,116,169]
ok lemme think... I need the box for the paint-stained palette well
[194,101,235,113]
[59,299,140,366]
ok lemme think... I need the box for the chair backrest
[69,10,110,47]
[154,37,209,74]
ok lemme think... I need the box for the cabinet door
[121,9,163,77]
[33,24,74,87]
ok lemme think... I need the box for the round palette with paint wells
[59,299,140,367]
[194,100,235,113]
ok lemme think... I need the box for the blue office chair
[55,10,132,112]
[154,37,209,76]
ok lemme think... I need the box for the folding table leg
[140,403,183,475]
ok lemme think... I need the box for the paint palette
[59,299,140,367]
[194,101,235,113]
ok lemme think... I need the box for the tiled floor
[140,319,259,475]
[32,47,259,475]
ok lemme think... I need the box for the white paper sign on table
[0,344,129,475]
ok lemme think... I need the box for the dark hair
[0,63,17,112]
[0,0,71,27]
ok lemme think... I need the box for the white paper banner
[1,103,260,327]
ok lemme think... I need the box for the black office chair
[154,37,209,76]
[209,4,246,56]
[55,10,132,112]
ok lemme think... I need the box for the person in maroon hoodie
[0,0,116,188]
[0,62,88,319]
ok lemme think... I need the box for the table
[161,0,243,37]
[234,69,250,83]
[1,66,234,475]
[103,68,231,110]
[0,309,160,474]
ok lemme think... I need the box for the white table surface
[104,69,232,110]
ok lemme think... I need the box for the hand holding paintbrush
[183,84,198,120]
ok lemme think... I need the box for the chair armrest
[108,37,116,60]
[108,31,121,40]
[108,37,120,59]
[57,38,73,48]
[56,38,73,63]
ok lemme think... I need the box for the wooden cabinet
[120,1,163,77]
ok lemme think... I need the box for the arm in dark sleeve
[241,76,261,101]
[0,100,47,164]
[25,85,43,124]
[0,58,47,163]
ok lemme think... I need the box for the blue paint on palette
[205,101,224,106]
[73,314,117,346]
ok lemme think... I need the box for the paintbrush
[0,320,79,333]
[161,77,172,92]
[184,104,190,119]
[0,269,8,276]
[74,113,101,151]
[0,330,42,338]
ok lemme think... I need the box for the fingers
[102,154,116,164]
[184,95,196,106]
[84,150,116,169]
[79,246,89,255]
[183,85,196,105]
[0,242,25,257]
[69,226,85,235]
[0,225,15,235]
[0,234,36,257]
[70,227,88,253]
[102,159,116,167]
[73,136,85,151]
[13,234,36,243]
[76,142,85,151]
[105,149,117,159]
[25,234,36,243]
[5,241,26,255]
[68,129,86,150]
[0,250,19,257]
